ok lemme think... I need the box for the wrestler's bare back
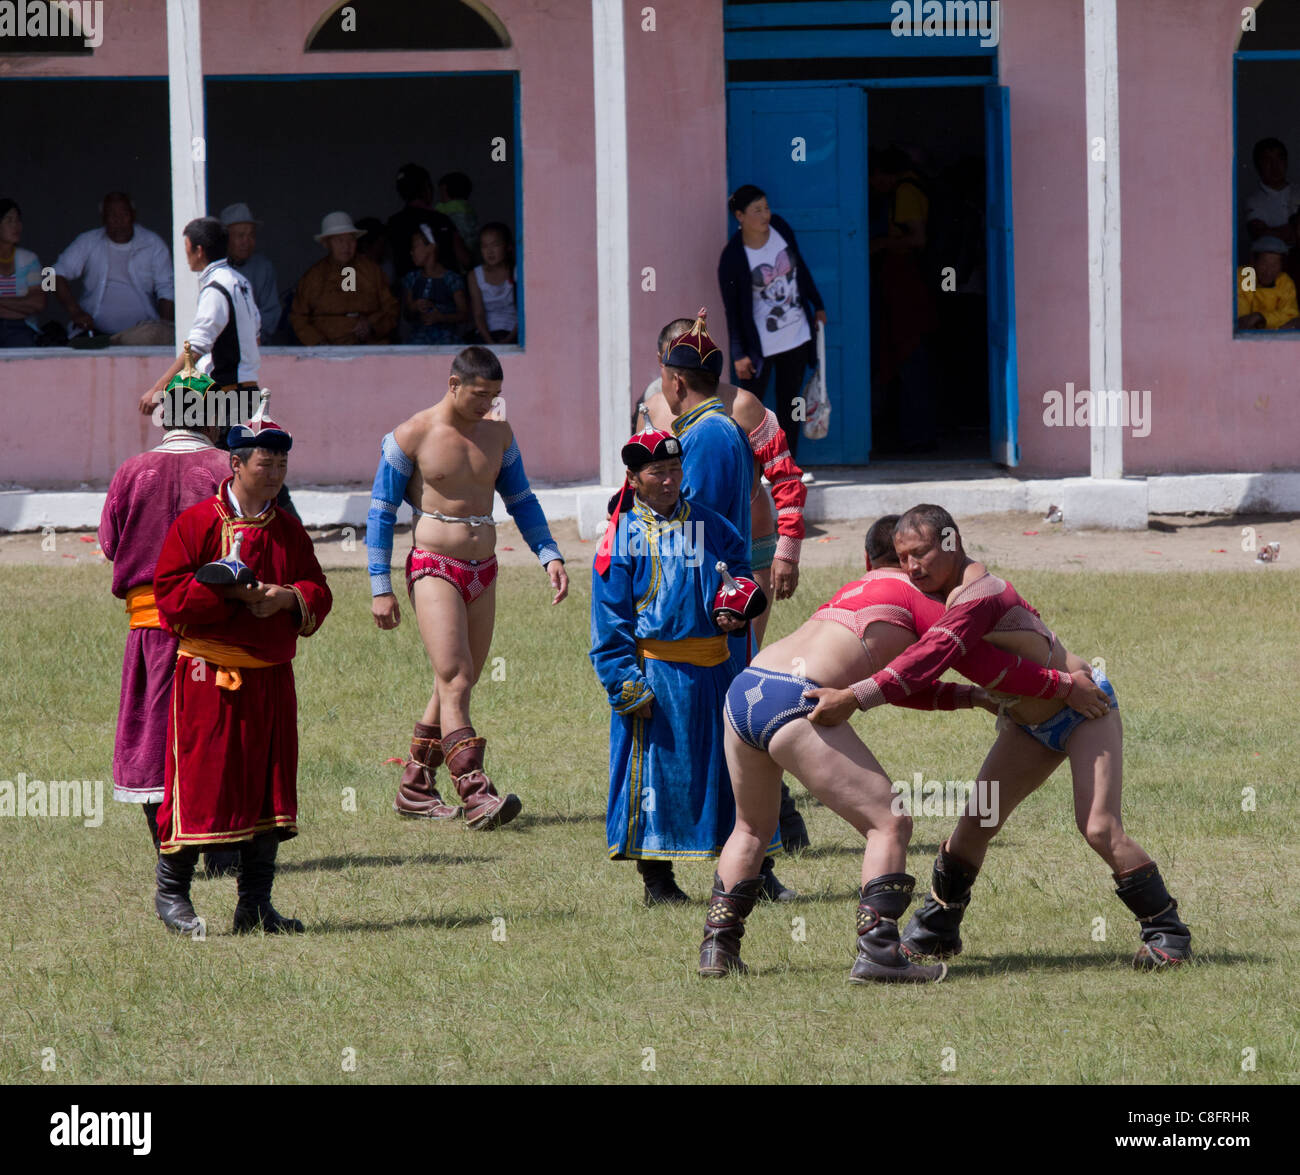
[395,397,510,564]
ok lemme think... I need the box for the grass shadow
[511,812,603,829]
[308,911,496,934]
[276,852,496,874]
[794,842,945,860]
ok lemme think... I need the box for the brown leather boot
[443,726,521,830]
[699,872,764,976]
[394,722,460,820]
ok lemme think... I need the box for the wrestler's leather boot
[233,834,304,934]
[899,841,979,961]
[443,726,521,831]
[777,782,811,852]
[1114,860,1192,969]
[638,859,691,906]
[758,856,797,901]
[699,872,764,976]
[850,874,947,984]
[154,847,203,935]
[393,722,460,820]
[202,849,241,879]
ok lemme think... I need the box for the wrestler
[152,399,332,934]
[808,504,1192,970]
[591,429,782,905]
[700,517,1106,981]
[368,346,567,830]
[99,351,230,865]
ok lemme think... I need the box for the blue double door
[726,84,1019,466]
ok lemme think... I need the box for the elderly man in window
[290,211,398,346]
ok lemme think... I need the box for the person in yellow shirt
[291,212,399,345]
[1237,237,1299,329]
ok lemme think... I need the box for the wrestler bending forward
[700,517,1108,981]
[367,346,568,829]
[813,505,1192,970]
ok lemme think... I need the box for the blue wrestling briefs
[725,666,819,751]
[1018,668,1118,753]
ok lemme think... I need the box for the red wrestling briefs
[406,548,498,605]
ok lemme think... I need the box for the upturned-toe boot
[900,842,979,960]
[443,727,521,830]
[394,722,460,820]
[699,873,764,976]
[1115,861,1192,969]
[850,874,947,984]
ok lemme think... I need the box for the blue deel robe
[590,493,777,861]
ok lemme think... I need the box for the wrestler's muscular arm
[368,412,426,630]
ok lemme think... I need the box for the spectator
[402,222,468,345]
[0,198,45,348]
[717,183,826,461]
[220,202,280,339]
[467,222,517,344]
[1244,137,1299,250]
[436,171,480,260]
[1237,237,1299,329]
[291,212,398,346]
[53,191,174,343]
[386,163,468,286]
[355,216,393,287]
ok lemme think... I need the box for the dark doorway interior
[867,86,990,460]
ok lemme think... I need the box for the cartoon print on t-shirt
[751,249,804,333]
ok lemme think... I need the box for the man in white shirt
[1245,137,1300,250]
[54,192,175,342]
[221,202,281,340]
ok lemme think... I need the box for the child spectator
[402,222,468,345]
[467,222,518,344]
[1237,236,1300,330]
[436,172,480,259]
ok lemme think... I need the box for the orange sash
[636,635,729,667]
[125,585,161,630]
[177,638,277,691]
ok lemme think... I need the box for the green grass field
[1,562,1297,1084]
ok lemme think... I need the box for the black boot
[850,874,947,984]
[637,859,690,907]
[699,872,764,976]
[1115,861,1191,969]
[154,847,203,935]
[900,842,979,960]
[232,834,303,934]
[778,782,810,852]
[758,856,797,902]
[202,849,241,879]
[143,802,161,856]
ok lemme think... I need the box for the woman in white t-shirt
[467,222,518,344]
[0,198,45,347]
[717,184,826,460]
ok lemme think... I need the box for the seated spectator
[1245,137,1299,252]
[53,191,174,343]
[386,162,469,284]
[436,171,480,261]
[467,222,518,344]
[402,222,468,345]
[0,197,45,348]
[1237,237,1299,330]
[220,202,280,339]
[290,211,398,345]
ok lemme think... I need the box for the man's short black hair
[184,216,227,263]
[657,317,695,357]
[439,171,472,199]
[396,162,432,203]
[728,184,766,217]
[664,364,719,395]
[1254,136,1287,172]
[865,515,901,566]
[895,503,962,552]
[451,345,503,384]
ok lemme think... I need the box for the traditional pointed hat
[225,388,293,452]
[661,307,723,378]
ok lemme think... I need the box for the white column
[1084,0,1122,480]
[166,0,206,348]
[591,0,632,487]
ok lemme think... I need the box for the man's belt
[125,585,161,630]
[636,635,729,667]
[177,638,278,691]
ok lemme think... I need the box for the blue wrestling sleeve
[367,431,413,596]
[497,438,563,567]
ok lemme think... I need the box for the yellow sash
[125,585,161,630]
[636,635,729,667]
[177,638,277,691]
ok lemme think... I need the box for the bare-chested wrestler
[699,516,1108,982]
[808,504,1192,970]
[641,316,812,851]
[367,346,568,830]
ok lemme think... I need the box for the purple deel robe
[99,432,231,801]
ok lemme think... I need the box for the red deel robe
[153,480,332,852]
